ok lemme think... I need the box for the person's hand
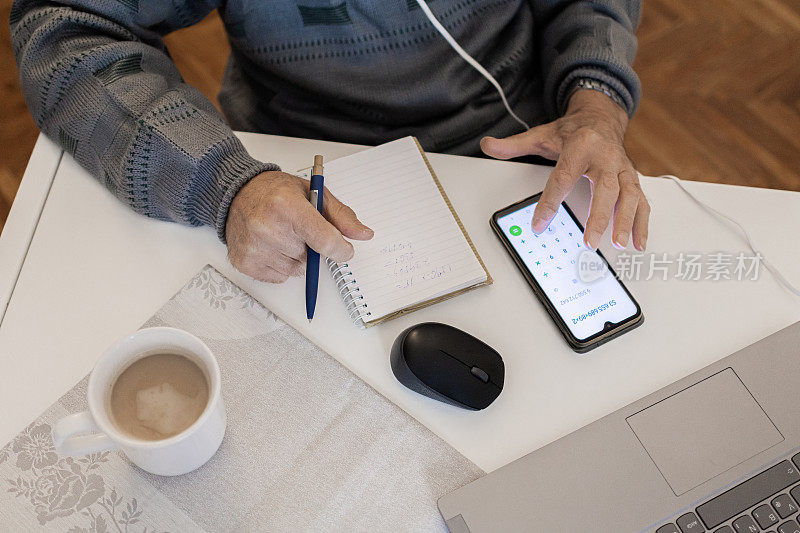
[226,171,373,283]
[481,89,649,251]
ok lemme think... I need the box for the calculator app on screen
[495,202,638,341]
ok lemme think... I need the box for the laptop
[438,320,800,532]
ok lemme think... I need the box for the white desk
[1,133,799,473]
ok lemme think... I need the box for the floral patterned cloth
[0,265,482,531]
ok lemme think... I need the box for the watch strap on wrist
[567,78,627,111]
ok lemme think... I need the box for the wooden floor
[627,0,800,190]
[2,0,799,233]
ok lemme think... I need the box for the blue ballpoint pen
[306,155,324,322]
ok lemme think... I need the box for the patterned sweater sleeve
[531,0,642,118]
[10,0,278,242]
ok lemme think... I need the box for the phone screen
[495,201,639,341]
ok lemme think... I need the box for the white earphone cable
[414,0,530,131]
[659,174,800,297]
[415,1,795,297]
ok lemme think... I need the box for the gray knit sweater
[10,0,641,241]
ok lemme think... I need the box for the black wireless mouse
[390,322,504,410]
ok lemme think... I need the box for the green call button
[509,225,522,236]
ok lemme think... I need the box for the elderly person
[11,0,648,282]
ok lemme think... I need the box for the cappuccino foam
[108,353,209,441]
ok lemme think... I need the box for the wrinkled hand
[226,171,373,283]
[481,90,649,251]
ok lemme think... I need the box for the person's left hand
[481,89,650,251]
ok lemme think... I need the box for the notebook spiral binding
[326,258,371,328]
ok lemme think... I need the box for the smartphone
[491,193,643,353]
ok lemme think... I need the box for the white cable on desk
[414,0,530,131]
[659,174,800,298]
[416,0,794,297]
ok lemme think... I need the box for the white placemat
[0,265,482,531]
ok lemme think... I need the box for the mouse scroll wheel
[470,366,490,383]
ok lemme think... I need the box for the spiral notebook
[307,137,491,327]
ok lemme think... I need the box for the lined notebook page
[321,137,487,323]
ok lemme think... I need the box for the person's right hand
[225,171,373,283]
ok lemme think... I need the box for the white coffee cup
[52,327,226,476]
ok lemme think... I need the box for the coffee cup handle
[52,411,117,456]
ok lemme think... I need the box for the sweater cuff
[556,67,639,118]
[191,140,280,243]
